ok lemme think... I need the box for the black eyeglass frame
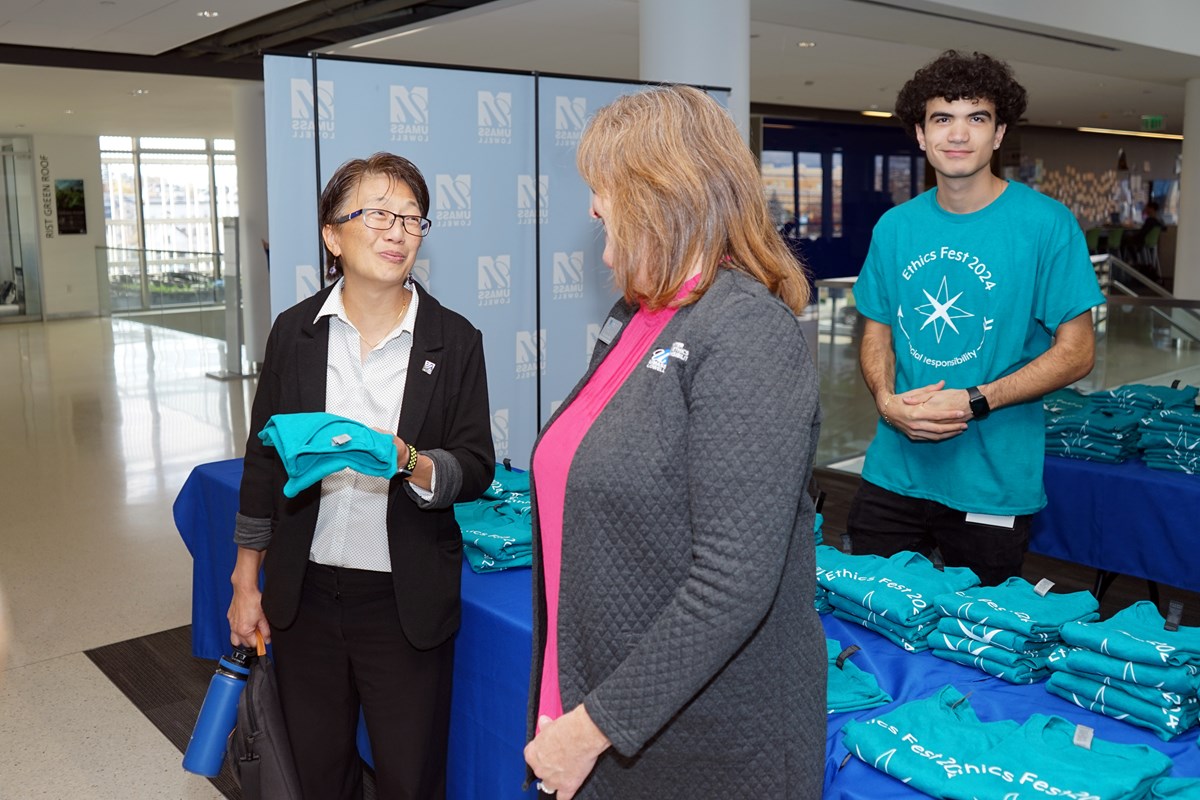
[334,208,432,236]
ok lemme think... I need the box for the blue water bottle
[182,646,255,776]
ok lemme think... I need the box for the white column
[234,82,271,365]
[639,0,750,141]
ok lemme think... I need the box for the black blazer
[238,282,495,650]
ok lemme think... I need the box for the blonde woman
[524,85,825,799]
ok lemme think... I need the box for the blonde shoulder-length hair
[576,84,809,313]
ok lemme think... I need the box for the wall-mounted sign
[1142,114,1165,132]
[39,155,54,239]
[54,179,87,235]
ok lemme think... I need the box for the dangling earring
[327,256,340,278]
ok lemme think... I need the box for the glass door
[0,136,42,321]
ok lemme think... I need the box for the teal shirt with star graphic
[854,181,1105,514]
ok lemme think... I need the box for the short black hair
[895,50,1028,133]
[1145,201,1161,213]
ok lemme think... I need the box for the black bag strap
[239,750,263,800]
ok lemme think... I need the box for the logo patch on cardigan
[646,342,689,373]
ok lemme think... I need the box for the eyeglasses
[334,208,432,237]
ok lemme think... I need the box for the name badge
[598,316,623,345]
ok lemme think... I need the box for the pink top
[532,276,700,726]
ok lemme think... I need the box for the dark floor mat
[85,625,378,799]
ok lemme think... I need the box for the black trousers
[271,561,455,800]
[846,479,1031,587]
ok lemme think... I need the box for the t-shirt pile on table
[454,466,532,573]
[825,638,892,714]
[929,577,1100,684]
[840,683,1190,800]
[815,546,979,653]
[1139,406,1200,475]
[1043,384,1199,468]
[1043,388,1146,463]
[1048,601,1200,742]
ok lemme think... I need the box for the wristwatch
[966,386,990,420]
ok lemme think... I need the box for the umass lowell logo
[435,174,471,227]
[517,174,548,225]
[491,408,510,460]
[477,255,511,306]
[390,85,429,142]
[515,329,545,380]
[290,78,334,139]
[555,96,586,146]
[552,251,584,300]
[478,91,513,144]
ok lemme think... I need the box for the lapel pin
[422,360,436,374]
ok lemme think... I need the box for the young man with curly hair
[846,50,1105,586]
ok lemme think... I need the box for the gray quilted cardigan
[527,268,826,798]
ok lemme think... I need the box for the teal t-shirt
[842,685,1172,799]
[1060,601,1200,668]
[933,577,1100,637]
[855,181,1105,514]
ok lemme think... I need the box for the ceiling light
[797,41,816,48]
[861,110,893,118]
[64,110,73,115]
[197,10,219,18]
[1076,126,1182,141]
[129,89,150,96]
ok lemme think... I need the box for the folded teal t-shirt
[259,412,398,498]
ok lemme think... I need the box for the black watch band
[966,386,990,420]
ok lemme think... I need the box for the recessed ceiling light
[129,88,150,96]
[797,41,816,48]
[197,10,219,18]
[861,110,893,118]
[64,110,73,114]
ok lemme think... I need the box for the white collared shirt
[309,277,420,571]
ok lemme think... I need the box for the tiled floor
[0,317,253,799]
[0,301,1196,798]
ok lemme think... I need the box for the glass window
[139,136,206,151]
[797,152,822,239]
[831,152,843,238]
[100,136,133,151]
[888,155,914,205]
[100,138,236,312]
[761,149,796,234]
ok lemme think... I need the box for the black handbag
[226,633,303,800]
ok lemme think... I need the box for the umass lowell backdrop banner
[263,53,727,468]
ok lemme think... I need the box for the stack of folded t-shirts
[455,466,533,573]
[815,546,979,652]
[840,684,1174,800]
[1044,399,1144,463]
[1048,601,1200,741]
[1139,406,1200,475]
[825,639,892,714]
[1090,382,1198,415]
[929,577,1100,684]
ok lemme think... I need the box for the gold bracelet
[882,394,896,426]
[405,444,419,473]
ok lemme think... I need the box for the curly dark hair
[894,50,1028,133]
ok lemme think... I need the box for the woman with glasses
[523,86,824,798]
[228,152,494,799]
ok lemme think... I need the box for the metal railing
[1094,254,1200,346]
[98,245,226,313]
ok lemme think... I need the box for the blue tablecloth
[173,459,537,800]
[177,459,1200,799]
[1032,455,1200,591]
